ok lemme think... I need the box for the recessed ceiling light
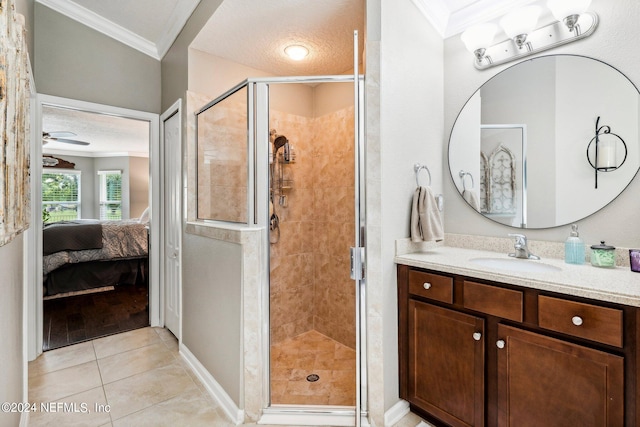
[284,45,309,61]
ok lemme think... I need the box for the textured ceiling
[190,0,366,76]
[42,106,150,157]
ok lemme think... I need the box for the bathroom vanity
[396,247,640,427]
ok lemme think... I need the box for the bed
[43,219,149,296]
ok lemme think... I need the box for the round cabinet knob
[572,316,584,326]
[496,339,505,349]
[423,282,432,290]
[473,332,482,341]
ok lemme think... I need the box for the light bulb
[461,23,498,53]
[500,5,541,49]
[284,45,309,61]
[547,0,592,31]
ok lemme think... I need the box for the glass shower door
[258,74,366,425]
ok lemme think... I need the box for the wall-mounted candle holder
[586,116,627,188]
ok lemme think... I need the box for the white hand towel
[462,189,481,212]
[411,186,444,243]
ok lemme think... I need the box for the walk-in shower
[194,74,365,424]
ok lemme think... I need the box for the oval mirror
[448,55,640,229]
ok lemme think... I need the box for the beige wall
[129,156,149,218]
[182,233,243,406]
[0,235,25,427]
[34,3,161,113]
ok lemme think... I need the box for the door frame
[28,94,160,360]
[159,99,183,340]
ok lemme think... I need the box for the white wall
[443,0,640,247]
[378,0,444,417]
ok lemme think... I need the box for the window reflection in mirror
[449,55,640,229]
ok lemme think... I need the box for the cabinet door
[496,324,624,427]
[408,300,485,427]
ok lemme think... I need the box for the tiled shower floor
[270,330,356,406]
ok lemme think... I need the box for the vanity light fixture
[461,3,598,70]
[284,45,309,61]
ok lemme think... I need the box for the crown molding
[156,0,201,58]
[445,0,538,38]
[410,0,450,37]
[37,0,160,59]
[411,0,541,39]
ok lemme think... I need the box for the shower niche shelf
[279,179,294,191]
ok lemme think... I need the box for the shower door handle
[350,247,365,280]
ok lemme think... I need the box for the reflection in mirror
[449,55,640,229]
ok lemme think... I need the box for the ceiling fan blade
[45,131,77,138]
[51,138,90,146]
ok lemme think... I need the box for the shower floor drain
[306,374,320,382]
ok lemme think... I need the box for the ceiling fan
[42,131,90,146]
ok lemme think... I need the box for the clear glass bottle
[564,224,585,265]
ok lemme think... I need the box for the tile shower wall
[196,93,248,223]
[270,105,356,349]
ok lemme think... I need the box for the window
[42,170,81,223]
[98,170,122,220]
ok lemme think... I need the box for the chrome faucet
[508,233,540,260]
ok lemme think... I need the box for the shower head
[273,135,288,161]
[273,135,288,152]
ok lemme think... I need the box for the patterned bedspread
[43,220,148,275]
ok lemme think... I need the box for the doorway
[28,95,160,360]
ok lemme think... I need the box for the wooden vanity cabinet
[407,300,484,427]
[496,324,624,426]
[398,264,635,427]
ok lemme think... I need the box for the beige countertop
[395,246,640,307]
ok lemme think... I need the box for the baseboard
[179,343,244,424]
[259,408,370,426]
[384,399,410,426]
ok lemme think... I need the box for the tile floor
[271,330,356,406]
[28,326,426,426]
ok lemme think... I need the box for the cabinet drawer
[538,295,623,348]
[463,281,523,322]
[408,270,453,304]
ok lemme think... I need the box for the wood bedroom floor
[43,283,149,351]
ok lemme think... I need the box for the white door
[161,101,182,339]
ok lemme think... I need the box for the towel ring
[458,170,474,191]
[414,163,432,187]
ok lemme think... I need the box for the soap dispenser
[565,224,585,265]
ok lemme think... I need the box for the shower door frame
[253,74,368,426]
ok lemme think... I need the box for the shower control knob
[496,339,505,349]
[472,332,482,341]
[572,316,583,326]
[423,282,432,290]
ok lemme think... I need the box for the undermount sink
[469,257,562,273]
